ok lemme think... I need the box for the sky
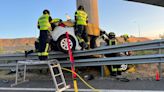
[0,0,164,39]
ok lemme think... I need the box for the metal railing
[0,39,164,61]
[0,39,163,77]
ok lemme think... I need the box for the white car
[51,26,81,52]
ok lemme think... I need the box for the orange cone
[156,71,160,81]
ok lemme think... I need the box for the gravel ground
[0,63,164,92]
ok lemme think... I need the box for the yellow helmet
[108,32,116,39]
[123,34,129,38]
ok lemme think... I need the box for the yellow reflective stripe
[38,52,42,56]
[109,39,116,45]
[38,52,48,56]
[76,36,84,43]
[111,66,122,72]
[118,68,122,71]
[45,43,49,52]
[41,52,48,56]
[51,18,60,23]
[87,42,90,45]
[111,66,117,72]
[38,43,49,56]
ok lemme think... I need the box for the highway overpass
[127,0,164,7]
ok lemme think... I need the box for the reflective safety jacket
[51,18,61,23]
[108,39,116,46]
[38,14,51,30]
[75,10,88,25]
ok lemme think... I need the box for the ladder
[11,59,70,92]
[48,60,70,92]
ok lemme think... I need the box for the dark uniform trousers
[38,30,50,60]
[75,25,88,43]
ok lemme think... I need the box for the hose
[61,67,100,92]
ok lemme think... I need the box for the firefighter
[51,18,63,30]
[104,32,122,76]
[122,34,129,42]
[121,34,136,73]
[75,5,89,50]
[37,9,52,60]
[121,34,132,56]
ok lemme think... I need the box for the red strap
[66,32,76,78]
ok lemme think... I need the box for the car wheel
[120,64,128,71]
[57,35,76,53]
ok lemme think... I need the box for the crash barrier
[0,39,163,75]
[0,39,164,61]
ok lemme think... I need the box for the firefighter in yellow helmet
[104,32,123,76]
[121,34,132,56]
[121,34,136,73]
[37,9,52,60]
[122,34,129,43]
[75,5,89,50]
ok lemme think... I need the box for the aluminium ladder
[11,59,70,92]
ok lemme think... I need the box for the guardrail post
[101,66,104,78]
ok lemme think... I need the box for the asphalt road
[0,78,164,92]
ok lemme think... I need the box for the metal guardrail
[0,39,164,61]
[0,39,163,77]
[0,39,163,68]
[0,54,163,69]
[61,54,164,66]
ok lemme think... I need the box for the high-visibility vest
[75,10,88,25]
[38,14,51,30]
[51,18,61,23]
[111,66,122,72]
[109,39,116,46]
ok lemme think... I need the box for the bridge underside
[126,0,164,7]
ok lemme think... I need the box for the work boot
[80,42,88,50]
[25,51,28,57]
[25,50,34,57]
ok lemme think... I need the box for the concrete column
[76,0,100,36]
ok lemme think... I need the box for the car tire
[57,35,76,53]
[121,64,128,71]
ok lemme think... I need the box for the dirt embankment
[0,37,150,54]
[0,38,36,47]
[0,38,36,54]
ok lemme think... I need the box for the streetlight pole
[137,23,141,37]
[133,21,141,37]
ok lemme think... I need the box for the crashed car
[35,19,81,53]
[50,25,81,52]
